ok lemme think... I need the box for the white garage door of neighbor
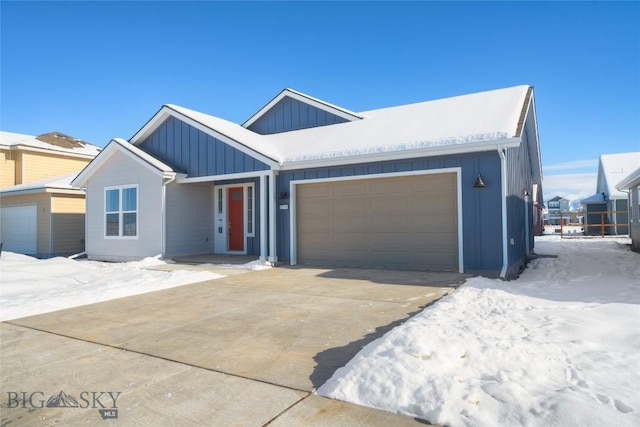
[0,205,38,255]
[296,173,459,271]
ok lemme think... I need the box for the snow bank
[0,252,224,321]
[318,237,640,426]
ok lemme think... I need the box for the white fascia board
[71,141,174,188]
[242,89,362,129]
[0,187,84,197]
[279,138,521,171]
[176,170,271,184]
[616,166,640,191]
[522,95,543,185]
[132,105,280,170]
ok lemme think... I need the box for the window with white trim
[105,185,138,237]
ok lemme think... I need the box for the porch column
[268,170,278,263]
[260,174,267,261]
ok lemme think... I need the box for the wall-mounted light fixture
[473,174,487,188]
[278,190,289,200]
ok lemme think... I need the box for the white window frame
[104,184,139,239]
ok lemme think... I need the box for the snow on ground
[318,236,640,427]
[0,252,227,321]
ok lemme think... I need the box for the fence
[560,210,628,238]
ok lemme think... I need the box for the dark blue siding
[277,152,505,275]
[139,116,270,176]
[504,108,536,278]
[248,96,350,135]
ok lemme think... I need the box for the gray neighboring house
[545,196,570,225]
[581,152,640,235]
[616,166,640,250]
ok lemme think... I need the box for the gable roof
[130,104,281,168]
[119,85,538,176]
[596,152,640,199]
[268,85,532,168]
[71,138,176,188]
[0,131,101,158]
[0,172,84,196]
[242,88,362,129]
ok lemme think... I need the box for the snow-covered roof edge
[0,173,84,196]
[241,88,362,129]
[596,152,640,199]
[71,138,176,188]
[129,105,280,168]
[615,165,640,191]
[0,131,101,158]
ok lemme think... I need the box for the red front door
[228,187,244,251]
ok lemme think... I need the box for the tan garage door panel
[296,173,458,271]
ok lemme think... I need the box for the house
[615,166,640,250]
[545,196,570,225]
[72,85,543,279]
[0,131,101,257]
[581,152,640,235]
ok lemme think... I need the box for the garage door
[0,205,37,255]
[296,173,459,271]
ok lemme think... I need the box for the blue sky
[1,1,638,203]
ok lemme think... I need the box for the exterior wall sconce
[278,190,289,200]
[473,174,487,188]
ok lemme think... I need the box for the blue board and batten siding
[276,151,505,276]
[139,116,270,176]
[247,96,350,135]
[504,107,537,278]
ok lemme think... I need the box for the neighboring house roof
[596,152,640,199]
[242,88,363,128]
[0,172,83,196]
[72,138,177,188]
[580,192,606,205]
[0,131,101,158]
[547,195,568,202]
[126,85,538,180]
[616,166,640,191]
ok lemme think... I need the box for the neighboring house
[72,85,543,279]
[581,152,640,235]
[616,166,640,251]
[0,131,101,257]
[545,196,570,225]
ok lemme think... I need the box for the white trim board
[288,167,464,273]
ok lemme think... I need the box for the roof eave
[279,138,521,171]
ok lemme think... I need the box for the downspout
[499,147,509,279]
[161,174,177,258]
[524,191,530,256]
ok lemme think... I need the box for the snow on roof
[0,172,81,195]
[0,131,101,157]
[242,88,362,128]
[164,105,282,163]
[133,85,534,171]
[616,166,640,191]
[597,152,640,199]
[579,192,606,205]
[111,138,176,173]
[262,85,531,163]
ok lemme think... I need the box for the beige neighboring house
[0,131,101,257]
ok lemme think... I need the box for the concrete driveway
[1,266,465,426]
